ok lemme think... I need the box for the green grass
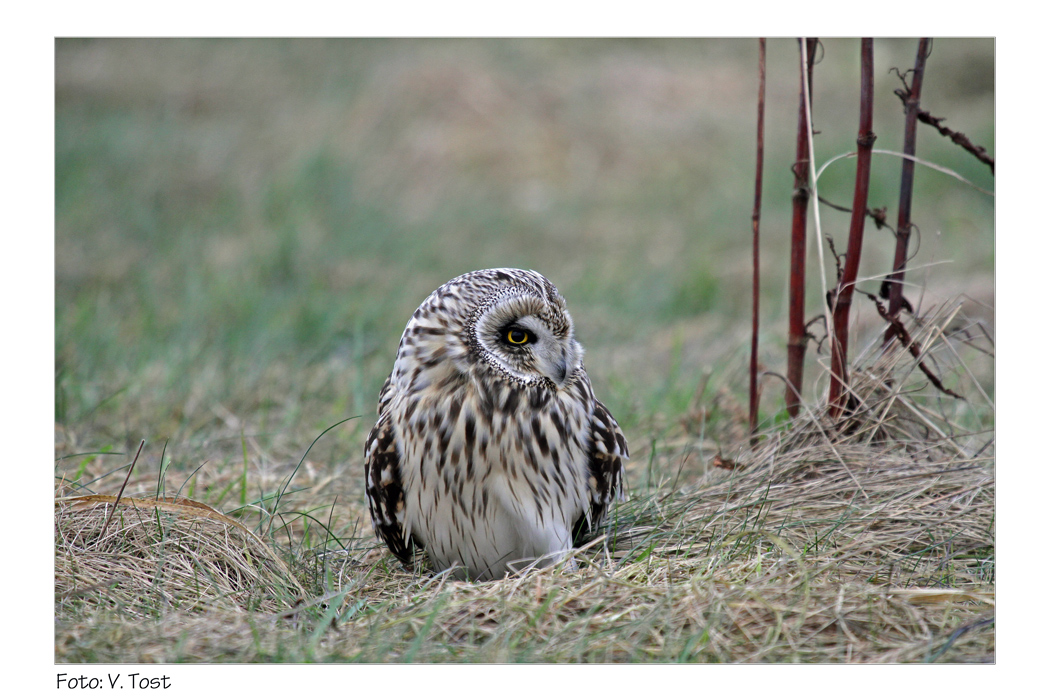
[55,38,993,664]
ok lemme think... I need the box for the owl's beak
[551,355,568,386]
[541,345,575,388]
[536,340,580,389]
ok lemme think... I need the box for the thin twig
[98,439,145,541]
[749,38,766,442]
[817,196,889,231]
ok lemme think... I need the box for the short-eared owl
[365,268,628,580]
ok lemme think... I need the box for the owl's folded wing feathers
[574,399,628,546]
[364,410,415,565]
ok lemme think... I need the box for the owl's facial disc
[502,315,581,388]
[476,299,582,388]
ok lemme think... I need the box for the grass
[55,328,995,662]
[54,38,993,663]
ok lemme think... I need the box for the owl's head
[399,269,584,391]
[468,270,583,389]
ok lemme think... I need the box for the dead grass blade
[55,495,305,618]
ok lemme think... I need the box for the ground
[54,38,994,664]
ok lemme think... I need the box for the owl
[364,268,628,581]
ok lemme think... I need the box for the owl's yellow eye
[506,328,529,344]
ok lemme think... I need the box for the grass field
[54,38,994,663]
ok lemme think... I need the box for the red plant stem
[884,38,931,345]
[785,38,818,418]
[828,38,876,418]
[749,38,766,440]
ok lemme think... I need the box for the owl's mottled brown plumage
[365,268,628,580]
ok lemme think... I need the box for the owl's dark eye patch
[501,325,533,346]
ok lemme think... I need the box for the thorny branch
[862,291,965,401]
[893,80,995,175]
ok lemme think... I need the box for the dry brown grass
[55,495,306,619]
[54,302,993,663]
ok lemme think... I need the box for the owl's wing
[364,408,415,565]
[573,399,629,546]
[375,372,395,417]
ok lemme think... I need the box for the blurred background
[55,38,993,476]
